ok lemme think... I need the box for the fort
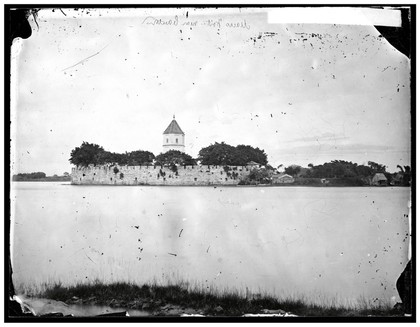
[71,164,252,186]
[71,116,259,186]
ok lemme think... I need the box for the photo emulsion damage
[7,6,413,321]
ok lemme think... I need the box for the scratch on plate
[62,45,109,72]
[83,250,96,264]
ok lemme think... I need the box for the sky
[10,7,411,175]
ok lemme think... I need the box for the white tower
[163,115,185,153]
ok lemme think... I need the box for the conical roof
[163,117,184,135]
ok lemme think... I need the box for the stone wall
[71,164,253,186]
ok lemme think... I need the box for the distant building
[163,115,185,153]
[272,174,294,184]
[371,173,388,186]
[247,161,261,167]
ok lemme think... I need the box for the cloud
[287,132,349,143]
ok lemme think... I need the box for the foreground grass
[36,281,401,317]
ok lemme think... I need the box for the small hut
[272,174,294,184]
[371,173,388,186]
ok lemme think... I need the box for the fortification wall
[71,164,253,186]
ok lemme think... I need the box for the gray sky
[11,7,411,175]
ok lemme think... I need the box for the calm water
[11,182,410,306]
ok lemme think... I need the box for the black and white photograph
[6,5,414,321]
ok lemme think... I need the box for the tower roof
[163,117,184,135]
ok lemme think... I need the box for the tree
[155,150,196,166]
[397,165,411,186]
[355,165,373,177]
[127,150,155,165]
[368,161,386,173]
[235,145,268,165]
[96,151,116,165]
[397,165,411,174]
[69,142,105,167]
[265,164,275,171]
[284,165,302,177]
[248,167,272,184]
[198,142,237,165]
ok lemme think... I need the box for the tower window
[176,138,178,143]
[166,138,168,143]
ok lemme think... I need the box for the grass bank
[34,281,403,317]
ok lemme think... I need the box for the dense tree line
[198,142,268,166]
[69,141,268,167]
[283,160,390,178]
[12,172,46,181]
[12,172,71,181]
[69,142,155,167]
[305,160,386,178]
[282,160,411,186]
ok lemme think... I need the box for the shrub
[170,163,178,173]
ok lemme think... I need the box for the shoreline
[11,180,409,188]
[11,179,71,182]
[70,183,408,188]
[19,281,404,317]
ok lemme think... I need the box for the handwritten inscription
[225,20,250,29]
[142,15,250,30]
[142,16,179,26]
